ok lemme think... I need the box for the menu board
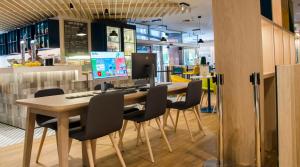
[64,21,88,57]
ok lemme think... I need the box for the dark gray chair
[165,80,206,142]
[35,88,81,163]
[119,85,172,163]
[69,91,126,167]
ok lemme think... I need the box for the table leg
[207,78,212,109]
[201,78,213,113]
[57,114,69,167]
[22,109,36,167]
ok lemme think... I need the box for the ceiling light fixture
[179,2,190,11]
[76,0,87,37]
[109,30,118,37]
[196,16,204,44]
[198,39,204,43]
[160,37,167,42]
[69,3,74,9]
[105,9,109,15]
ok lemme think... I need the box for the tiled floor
[0,123,55,148]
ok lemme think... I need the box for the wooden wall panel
[263,77,278,164]
[290,35,296,64]
[283,31,291,64]
[277,64,300,167]
[261,19,275,74]
[212,0,263,165]
[274,26,284,65]
[272,0,283,26]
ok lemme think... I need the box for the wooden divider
[290,35,296,64]
[261,19,275,74]
[272,0,283,26]
[212,0,263,165]
[274,26,284,65]
[283,31,291,64]
[277,64,300,167]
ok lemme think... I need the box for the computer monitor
[90,51,128,79]
[131,53,157,80]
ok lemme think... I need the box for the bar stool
[119,85,172,163]
[69,91,126,167]
[165,80,206,142]
[35,88,81,163]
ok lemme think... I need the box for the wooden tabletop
[16,83,188,114]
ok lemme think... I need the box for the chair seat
[167,100,191,110]
[123,107,140,114]
[39,116,81,131]
[123,110,149,123]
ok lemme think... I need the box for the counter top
[0,65,82,74]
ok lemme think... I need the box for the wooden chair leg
[136,123,143,146]
[168,111,175,128]
[193,107,206,135]
[68,138,73,153]
[164,108,175,129]
[174,110,180,132]
[91,139,97,163]
[200,93,205,107]
[36,127,48,163]
[84,140,95,167]
[109,134,127,167]
[142,122,155,163]
[119,120,128,151]
[155,118,172,152]
[182,112,195,142]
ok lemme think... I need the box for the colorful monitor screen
[90,52,128,79]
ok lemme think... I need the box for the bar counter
[0,65,89,129]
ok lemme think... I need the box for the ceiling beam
[125,0,133,19]
[53,0,69,17]
[35,0,56,16]
[136,0,147,18]
[93,0,100,19]
[4,0,39,21]
[27,0,51,18]
[85,0,95,19]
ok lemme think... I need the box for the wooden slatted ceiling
[0,0,185,32]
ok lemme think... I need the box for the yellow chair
[183,65,200,75]
[201,78,217,108]
[170,75,191,83]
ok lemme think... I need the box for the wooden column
[212,0,264,165]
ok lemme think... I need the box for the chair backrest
[193,65,200,75]
[185,80,202,107]
[144,85,168,120]
[34,88,65,126]
[84,91,124,139]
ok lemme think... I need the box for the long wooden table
[16,83,187,167]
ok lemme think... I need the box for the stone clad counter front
[0,66,88,129]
